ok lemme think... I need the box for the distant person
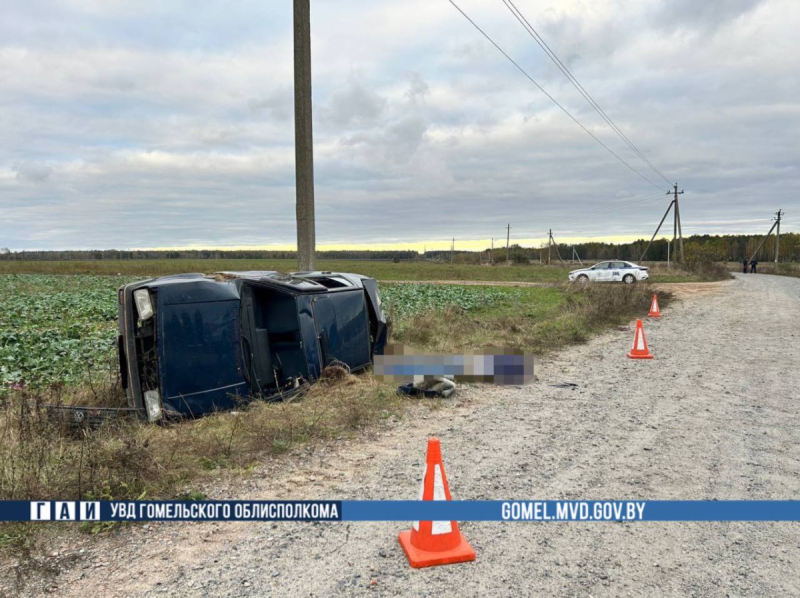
[742,258,748,274]
[750,258,758,273]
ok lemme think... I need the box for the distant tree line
[466,233,800,264]
[1,233,797,263]
[559,233,800,263]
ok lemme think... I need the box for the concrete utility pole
[639,184,684,263]
[294,0,316,271]
[547,229,551,265]
[775,209,783,263]
[506,224,510,264]
[490,238,494,264]
[451,238,454,264]
[571,246,582,265]
[749,213,782,263]
[547,229,565,266]
[673,183,685,263]
[639,200,675,262]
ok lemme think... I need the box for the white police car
[568,261,649,284]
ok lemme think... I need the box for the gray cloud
[248,88,293,122]
[406,72,430,104]
[321,78,387,127]
[0,0,798,250]
[12,162,53,184]
[652,0,767,32]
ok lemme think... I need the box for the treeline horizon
[1,233,797,263]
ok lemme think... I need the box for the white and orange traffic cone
[648,294,661,318]
[627,319,653,360]
[398,438,476,568]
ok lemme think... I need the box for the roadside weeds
[391,283,672,355]
[0,369,400,552]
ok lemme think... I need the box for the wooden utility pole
[294,0,316,271]
[506,224,510,264]
[490,238,494,264]
[775,209,783,263]
[451,238,454,264]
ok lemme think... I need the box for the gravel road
[5,273,800,597]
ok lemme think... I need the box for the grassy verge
[0,369,400,549]
[390,283,671,354]
[731,262,800,278]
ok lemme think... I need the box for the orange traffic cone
[627,319,653,359]
[648,294,661,318]
[398,438,476,568]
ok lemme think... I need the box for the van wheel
[623,274,635,284]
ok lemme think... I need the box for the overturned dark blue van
[117,271,387,421]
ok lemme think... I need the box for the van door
[239,285,273,395]
[312,296,341,368]
[159,300,247,415]
[329,291,371,370]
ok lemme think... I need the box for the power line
[446,0,668,192]
[500,0,672,187]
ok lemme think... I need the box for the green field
[0,275,137,391]
[0,258,713,283]
[0,274,531,394]
[1,270,664,395]
[0,257,716,394]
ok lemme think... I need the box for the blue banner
[4,500,800,522]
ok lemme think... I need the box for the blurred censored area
[374,344,535,385]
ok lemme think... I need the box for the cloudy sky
[1,0,797,251]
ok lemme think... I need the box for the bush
[681,244,732,281]
[566,283,659,321]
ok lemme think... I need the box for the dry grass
[392,283,671,354]
[0,369,398,507]
[680,259,732,281]
[741,262,800,278]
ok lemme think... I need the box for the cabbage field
[0,274,518,393]
[0,275,135,390]
[379,283,516,316]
